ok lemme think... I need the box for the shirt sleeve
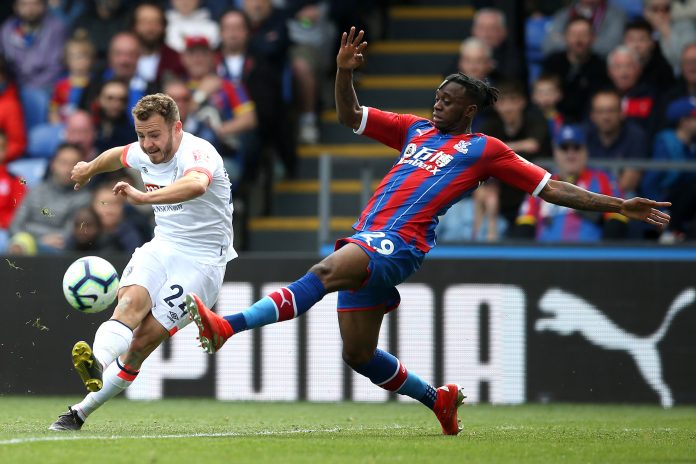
[481,136,551,197]
[180,146,217,183]
[356,107,425,151]
[121,143,141,170]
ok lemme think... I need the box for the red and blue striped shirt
[354,107,550,252]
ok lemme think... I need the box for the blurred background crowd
[1,0,695,256]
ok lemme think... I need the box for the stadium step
[247,216,355,252]
[387,5,474,40]
[363,40,460,75]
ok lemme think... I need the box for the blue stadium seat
[27,123,64,159]
[525,16,551,85]
[0,229,8,253]
[7,158,49,187]
[19,87,50,131]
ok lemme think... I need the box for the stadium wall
[2,253,695,406]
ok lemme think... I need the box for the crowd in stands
[438,0,696,244]
[0,0,695,254]
[0,0,382,253]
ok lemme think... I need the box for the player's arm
[335,27,367,130]
[71,146,125,190]
[539,179,671,228]
[113,170,210,205]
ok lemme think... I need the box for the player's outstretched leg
[433,384,466,435]
[72,341,104,392]
[187,272,327,353]
[48,406,84,431]
[186,293,234,353]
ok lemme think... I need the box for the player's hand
[620,197,671,228]
[71,161,92,190]
[113,181,147,205]
[337,27,367,71]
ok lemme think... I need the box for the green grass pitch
[1,397,695,463]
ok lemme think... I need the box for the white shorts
[119,240,226,335]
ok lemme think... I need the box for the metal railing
[317,154,696,248]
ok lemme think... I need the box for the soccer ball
[62,256,120,313]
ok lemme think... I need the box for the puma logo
[270,287,297,322]
[536,288,695,407]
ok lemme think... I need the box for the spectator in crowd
[456,37,499,131]
[64,205,103,252]
[671,0,696,21]
[8,143,90,254]
[181,35,257,185]
[542,16,611,122]
[513,124,628,242]
[72,0,130,69]
[0,0,66,92]
[64,109,97,161]
[542,0,626,58]
[456,37,498,83]
[90,181,145,253]
[237,1,298,179]
[0,131,26,232]
[131,1,185,88]
[243,0,291,73]
[657,43,696,129]
[642,97,696,241]
[80,31,157,121]
[481,79,551,227]
[586,89,648,197]
[531,73,564,138]
[471,7,524,81]
[49,35,95,124]
[92,79,134,153]
[163,78,216,145]
[287,1,334,144]
[607,45,658,133]
[165,0,220,53]
[0,55,27,163]
[623,17,675,89]
[643,0,696,72]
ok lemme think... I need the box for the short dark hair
[220,8,253,33]
[440,73,499,109]
[55,142,85,158]
[495,79,527,99]
[624,17,654,36]
[564,16,593,34]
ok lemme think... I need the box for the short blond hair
[132,93,180,126]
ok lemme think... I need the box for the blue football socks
[353,349,437,409]
[224,272,326,333]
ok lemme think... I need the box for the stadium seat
[525,16,551,85]
[19,87,50,131]
[27,123,64,159]
[0,229,7,253]
[7,158,49,187]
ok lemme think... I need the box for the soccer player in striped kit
[186,28,671,435]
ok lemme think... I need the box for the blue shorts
[335,231,425,313]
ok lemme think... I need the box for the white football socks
[72,360,137,421]
[92,320,133,369]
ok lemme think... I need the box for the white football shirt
[121,132,236,265]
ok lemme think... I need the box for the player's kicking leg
[185,293,233,353]
[50,314,167,431]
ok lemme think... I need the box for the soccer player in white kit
[50,93,236,430]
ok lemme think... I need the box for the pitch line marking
[0,425,408,446]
